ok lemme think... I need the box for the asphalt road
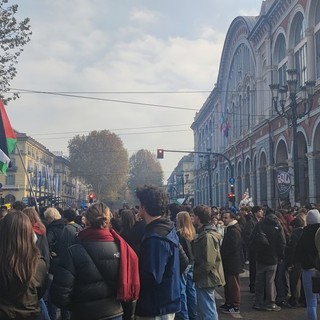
[215,269,310,320]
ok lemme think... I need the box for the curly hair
[193,205,211,224]
[136,185,168,217]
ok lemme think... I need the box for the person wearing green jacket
[192,205,225,320]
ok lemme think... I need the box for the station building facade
[192,0,320,208]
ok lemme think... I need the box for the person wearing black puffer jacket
[251,212,286,311]
[295,209,320,320]
[220,211,244,314]
[50,202,140,320]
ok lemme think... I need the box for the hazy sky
[8,0,260,180]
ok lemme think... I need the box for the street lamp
[270,69,315,204]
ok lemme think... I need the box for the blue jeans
[176,265,197,320]
[302,269,318,320]
[195,286,218,320]
[37,298,51,320]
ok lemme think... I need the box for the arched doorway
[237,161,243,204]
[260,152,267,205]
[244,158,251,196]
[296,132,308,205]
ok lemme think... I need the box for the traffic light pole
[159,149,235,206]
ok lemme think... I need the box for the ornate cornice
[248,0,294,47]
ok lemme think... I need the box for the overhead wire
[10,87,275,118]
[10,88,198,111]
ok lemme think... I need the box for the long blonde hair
[176,211,195,242]
[23,207,46,233]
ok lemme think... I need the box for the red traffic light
[157,149,164,159]
[89,193,94,203]
[228,192,235,201]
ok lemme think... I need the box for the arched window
[274,34,287,85]
[246,86,250,129]
[226,43,255,139]
[292,12,307,86]
[239,95,243,136]
[294,13,305,45]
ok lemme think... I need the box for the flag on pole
[0,99,17,175]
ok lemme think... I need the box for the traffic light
[228,184,235,204]
[228,192,235,203]
[89,193,94,204]
[157,149,164,159]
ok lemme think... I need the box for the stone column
[306,28,315,81]
[266,164,276,208]
[306,152,316,203]
[287,49,294,70]
[287,159,295,206]
[256,169,261,205]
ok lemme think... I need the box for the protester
[59,208,83,255]
[23,207,50,266]
[23,206,51,320]
[121,207,146,254]
[12,200,27,211]
[0,210,48,319]
[44,207,67,320]
[243,205,264,293]
[0,206,7,219]
[120,209,136,241]
[44,207,67,273]
[175,211,197,320]
[51,202,140,320]
[135,185,180,320]
[251,211,286,311]
[295,209,320,320]
[220,211,244,314]
[193,205,225,320]
[285,217,305,308]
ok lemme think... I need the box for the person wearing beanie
[306,209,320,225]
[295,209,320,320]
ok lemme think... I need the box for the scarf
[33,222,45,236]
[110,228,140,302]
[78,227,114,241]
[78,227,140,302]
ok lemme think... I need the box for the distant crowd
[0,188,320,320]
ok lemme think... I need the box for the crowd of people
[0,188,320,320]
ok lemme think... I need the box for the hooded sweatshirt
[253,214,286,265]
[135,217,180,317]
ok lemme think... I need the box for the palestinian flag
[0,99,17,175]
